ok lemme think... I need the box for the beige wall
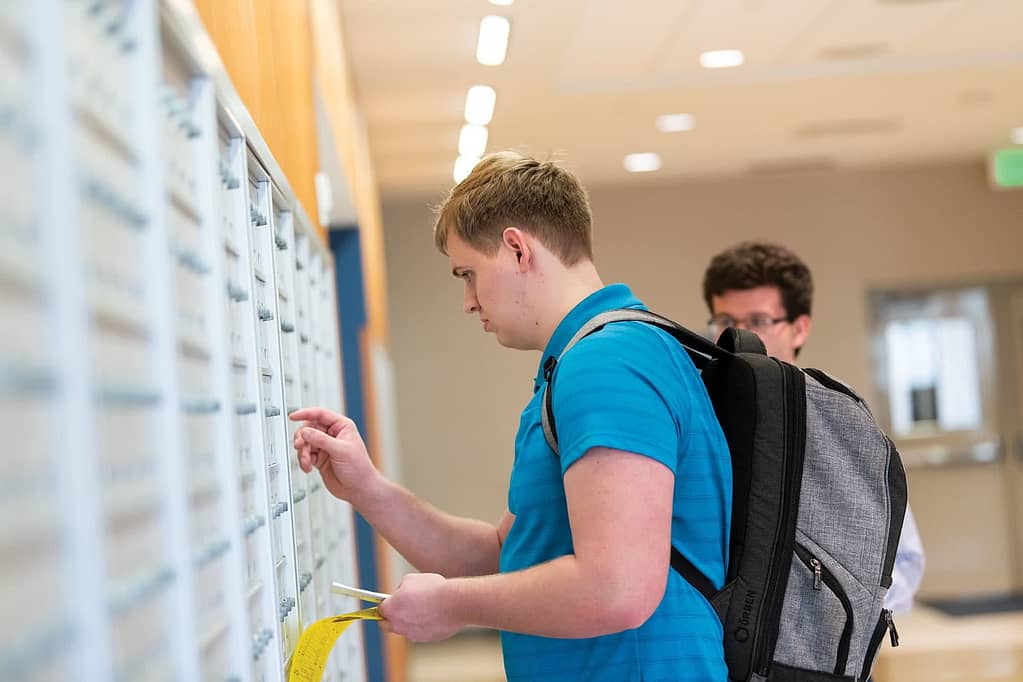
[381,160,1023,586]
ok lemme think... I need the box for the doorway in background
[870,280,1023,609]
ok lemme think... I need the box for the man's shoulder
[571,317,684,358]
[556,320,698,393]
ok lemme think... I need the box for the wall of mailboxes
[0,2,369,681]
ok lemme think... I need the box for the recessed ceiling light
[624,153,661,173]
[488,0,514,5]
[464,85,496,125]
[1012,127,1023,145]
[458,124,489,158]
[699,49,744,69]
[454,156,481,183]
[656,113,695,133]
[476,15,510,66]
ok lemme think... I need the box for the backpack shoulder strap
[671,547,717,602]
[540,308,731,454]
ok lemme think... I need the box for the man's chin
[493,332,527,351]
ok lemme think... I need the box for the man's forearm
[353,477,502,578]
[441,554,664,638]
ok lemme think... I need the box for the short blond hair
[433,151,593,265]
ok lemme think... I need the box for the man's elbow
[607,601,658,632]
[601,582,664,632]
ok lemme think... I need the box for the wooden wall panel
[308,0,390,347]
[193,0,325,242]
[192,0,262,118]
[265,0,320,241]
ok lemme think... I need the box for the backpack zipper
[794,544,854,676]
[861,608,898,677]
[753,362,806,677]
[882,437,907,589]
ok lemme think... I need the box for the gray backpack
[541,309,906,681]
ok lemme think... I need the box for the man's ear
[502,227,531,272]
[791,314,812,353]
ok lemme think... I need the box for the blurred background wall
[383,159,1022,577]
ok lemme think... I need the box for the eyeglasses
[707,313,790,336]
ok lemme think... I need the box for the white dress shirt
[885,504,925,613]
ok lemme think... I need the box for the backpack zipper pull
[810,557,822,590]
[886,610,899,647]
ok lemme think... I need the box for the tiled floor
[405,607,1023,682]
[407,631,505,682]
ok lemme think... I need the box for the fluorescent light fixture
[454,155,481,183]
[464,85,496,125]
[488,0,514,5]
[458,124,489,158]
[656,113,695,133]
[1012,127,1023,145]
[700,49,744,69]
[477,15,510,66]
[624,153,661,173]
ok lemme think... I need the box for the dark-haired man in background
[702,241,924,614]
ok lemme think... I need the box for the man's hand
[289,407,381,506]
[378,573,463,643]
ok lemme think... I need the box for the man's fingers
[289,407,342,429]
[288,406,325,422]
[378,598,391,621]
[294,432,309,469]
[298,446,314,472]
[301,427,333,452]
[311,449,325,470]
[289,408,353,439]
[292,426,326,471]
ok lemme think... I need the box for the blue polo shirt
[499,284,731,682]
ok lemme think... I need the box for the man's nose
[463,289,479,314]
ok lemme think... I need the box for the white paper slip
[331,582,390,604]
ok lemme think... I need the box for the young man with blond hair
[703,240,925,614]
[291,152,732,681]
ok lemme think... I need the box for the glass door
[870,282,1023,600]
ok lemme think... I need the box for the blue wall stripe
[329,227,386,682]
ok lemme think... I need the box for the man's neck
[532,260,604,351]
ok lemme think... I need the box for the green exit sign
[990,147,1023,189]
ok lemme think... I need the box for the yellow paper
[287,606,383,682]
